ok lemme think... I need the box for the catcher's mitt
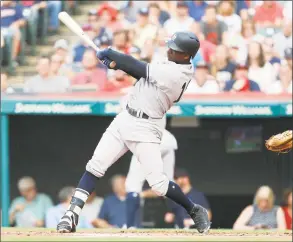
[265,130,293,153]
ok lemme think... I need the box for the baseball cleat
[189,204,211,233]
[57,212,78,233]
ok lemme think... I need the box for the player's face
[167,48,190,63]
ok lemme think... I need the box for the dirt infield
[1,228,292,241]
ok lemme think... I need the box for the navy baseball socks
[57,171,98,233]
[165,181,211,233]
[126,192,141,228]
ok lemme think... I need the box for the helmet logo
[171,34,177,41]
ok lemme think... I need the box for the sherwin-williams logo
[194,105,273,116]
[14,103,91,114]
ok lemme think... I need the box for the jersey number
[174,80,191,103]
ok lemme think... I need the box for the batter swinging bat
[58,11,116,67]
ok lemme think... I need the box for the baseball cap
[138,7,149,16]
[54,39,69,50]
[196,61,209,69]
[174,168,190,179]
[236,63,249,70]
[18,176,36,191]
[284,47,292,59]
[100,35,112,46]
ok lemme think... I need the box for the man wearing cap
[9,176,53,227]
[165,168,212,229]
[132,7,159,49]
[57,31,211,234]
[224,63,261,92]
[164,2,194,36]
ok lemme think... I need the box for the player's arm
[96,48,147,80]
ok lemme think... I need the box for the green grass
[1,228,292,241]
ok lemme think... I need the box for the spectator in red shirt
[281,189,292,230]
[253,1,283,29]
[97,3,122,33]
[71,49,108,91]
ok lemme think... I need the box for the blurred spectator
[1,0,26,62]
[46,186,89,228]
[1,31,4,48]
[266,60,292,94]
[112,30,130,54]
[106,69,134,93]
[200,5,227,45]
[81,191,104,228]
[247,41,277,92]
[273,19,292,59]
[92,175,127,228]
[186,61,220,94]
[262,37,281,73]
[21,1,61,33]
[233,186,286,230]
[186,0,208,22]
[235,0,250,20]
[87,9,113,49]
[281,189,292,230]
[131,7,158,49]
[217,1,242,34]
[152,28,168,61]
[71,49,108,91]
[285,48,292,69]
[24,55,70,93]
[165,168,211,229]
[148,2,170,26]
[163,2,194,37]
[9,176,53,227]
[224,63,261,92]
[53,39,75,78]
[50,54,63,76]
[241,20,258,43]
[97,3,121,33]
[211,44,236,84]
[122,1,149,23]
[253,1,283,31]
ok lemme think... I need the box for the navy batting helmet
[167,31,200,58]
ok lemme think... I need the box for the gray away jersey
[127,60,194,118]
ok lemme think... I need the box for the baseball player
[57,31,210,233]
[125,117,178,228]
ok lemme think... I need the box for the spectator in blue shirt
[224,63,261,92]
[186,0,208,22]
[92,175,128,228]
[46,186,90,228]
[1,0,25,62]
[165,168,211,229]
[9,176,53,227]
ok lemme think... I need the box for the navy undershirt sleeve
[106,49,148,80]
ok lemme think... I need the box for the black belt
[126,105,149,119]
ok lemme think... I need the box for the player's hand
[96,48,116,69]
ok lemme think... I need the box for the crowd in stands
[9,174,292,230]
[1,0,292,95]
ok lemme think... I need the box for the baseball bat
[58,11,116,67]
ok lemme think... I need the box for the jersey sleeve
[147,62,180,91]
